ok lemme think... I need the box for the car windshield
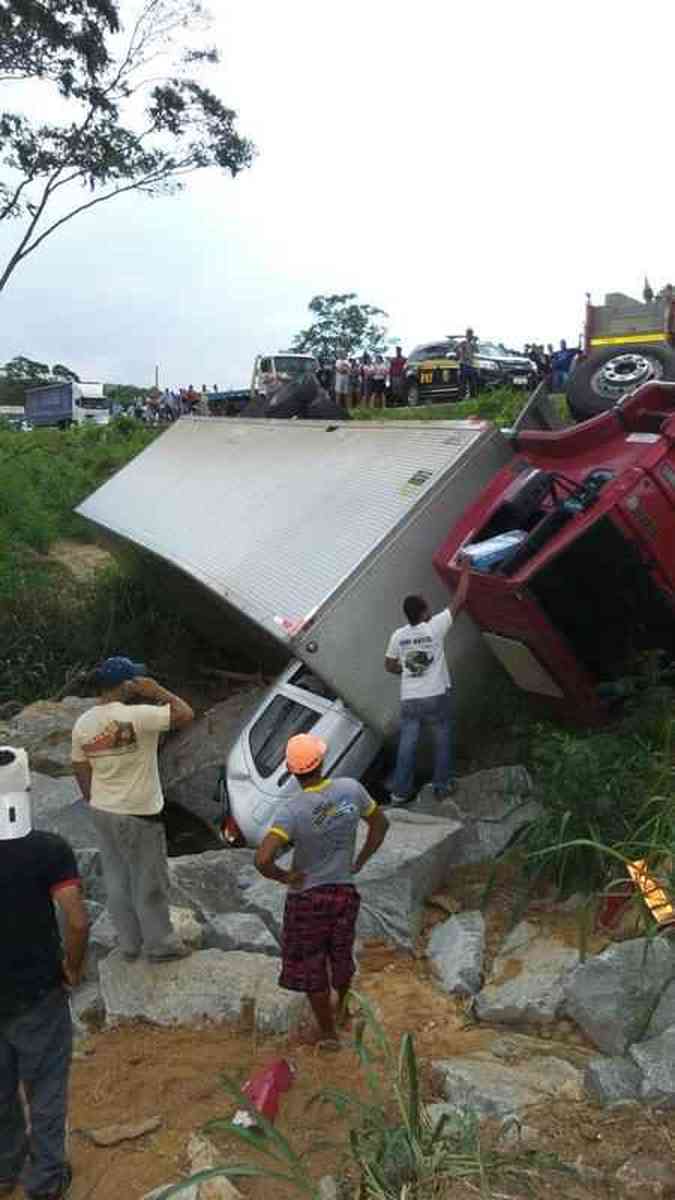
[273,356,317,376]
[477,343,507,359]
[408,343,453,363]
[249,695,318,778]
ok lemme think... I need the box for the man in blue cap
[71,659,194,962]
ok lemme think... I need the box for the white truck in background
[25,381,109,428]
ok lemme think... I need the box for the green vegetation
[160,995,565,1199]
[292,293,389,360]
[352,386,564,428]
[1,0,253,294]
[0,420,163,703]
[513,696,675,928]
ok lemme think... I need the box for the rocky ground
[3,690,675,1199]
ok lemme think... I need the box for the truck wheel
[407,383,420,406]
[566,343,675,420]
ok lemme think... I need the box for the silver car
[225,660,382,846]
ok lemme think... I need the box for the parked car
[473,342,538,391]
[402,341,462,406]
[224,660,382,845]
[402,339,537,406]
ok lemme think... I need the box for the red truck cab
[434,381,675,723]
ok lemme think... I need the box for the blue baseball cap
[94,656,146,687]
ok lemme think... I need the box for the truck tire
[566,343,675,420]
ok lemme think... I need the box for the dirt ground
[6,864,673,1200]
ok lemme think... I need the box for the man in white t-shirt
[71,658,194,962]
[385,561,470,803]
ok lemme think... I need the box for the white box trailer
[77,416,512,736]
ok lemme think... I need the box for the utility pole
[154,364,159,389]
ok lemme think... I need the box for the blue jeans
[0,988,72,1194]
[392,689,454,800]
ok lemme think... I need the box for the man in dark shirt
[0,747,89,1200]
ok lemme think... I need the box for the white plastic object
[0,747,31,840]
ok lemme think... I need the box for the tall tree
[0,1,119,89]
[52,362,80,380]
[0,0,254,293]
[3,354,50,380]
[292,293,389,361]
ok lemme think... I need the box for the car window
[249,696,318,778]
[259,357,272,372]
[289,665,337,700]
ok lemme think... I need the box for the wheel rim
[591,352,663,400]
[407,385,420,407]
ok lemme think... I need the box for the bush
[516,700,675,900]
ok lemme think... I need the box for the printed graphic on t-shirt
[81,721,138,756]
[400,631,436,676]
[312,797,358,829]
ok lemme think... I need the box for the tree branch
[9,164,193,271]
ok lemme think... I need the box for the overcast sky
[0,0,672,389]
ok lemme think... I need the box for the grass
[512,690,675,919]
[0,419,172,703]
[350,387,566,428]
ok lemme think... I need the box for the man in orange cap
[255,734,388,1048]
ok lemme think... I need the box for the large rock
[432,1052,583,1119]
[99,948,304,1033]
[7,696,95,775]
[407,766,540,864]
[629,1027,675,1107]
[583,1056,643,1105]
[204,913,279,956]
[352,810,463,949]
[563,938,675,1054]
[475,921,579,1026]
[167,850,257,917]
[427,912,485,996]
[645,977,675,1039]
[30,772,99,851]
[159,690,266,831]
[90,905,204,959]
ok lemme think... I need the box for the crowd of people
[319,346,407,410]
[118,335,580,427]
[523,340,581,391]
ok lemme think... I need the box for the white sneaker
[389,794,413,806]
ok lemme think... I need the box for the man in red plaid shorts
[255,733,389,1048]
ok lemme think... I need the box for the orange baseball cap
[286,734,327,775]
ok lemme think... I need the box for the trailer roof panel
[77,416,493,644]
